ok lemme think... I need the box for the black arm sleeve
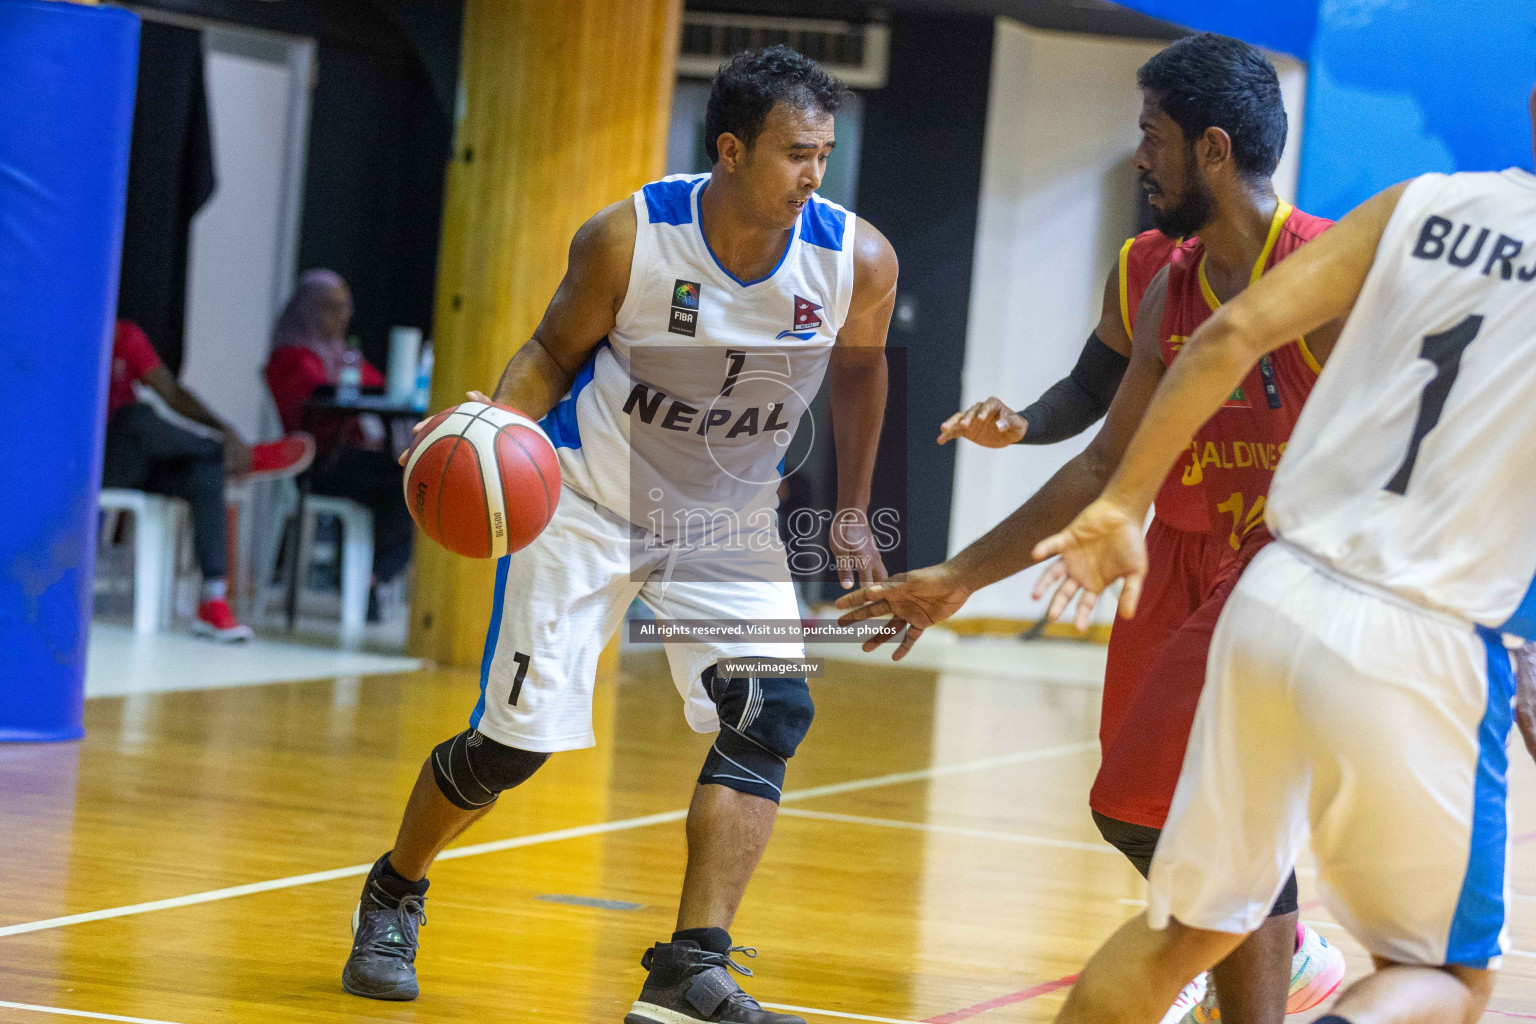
[1017,332,1130,445]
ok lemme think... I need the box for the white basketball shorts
[469,484,804,752]
[1147,540,1513,969]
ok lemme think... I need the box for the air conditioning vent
[677,13,889,89]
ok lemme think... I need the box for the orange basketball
[402,401,561,559]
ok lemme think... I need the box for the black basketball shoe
[625,941,805,1023]
[341,865,427,1001]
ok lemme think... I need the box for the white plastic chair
[302,494,374,638]
[98,489,189,634]
[254,478,373,638]
[98,483,259,632]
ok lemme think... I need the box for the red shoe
[193,598,254,642]
[247,433,315,480]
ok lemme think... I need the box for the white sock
[201,578,227,601]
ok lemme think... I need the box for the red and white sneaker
[247,433,315,480]
[193,599,254,642]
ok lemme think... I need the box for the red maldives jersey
[1159,202,1332,563]
[1120,231,1208,534]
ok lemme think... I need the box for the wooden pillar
[410,0,681,667]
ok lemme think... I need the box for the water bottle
[337,334,363,403]
[412,341,434,413]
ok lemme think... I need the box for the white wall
[948,21,1306,623]
[181,29,312,441]
[1272,53,1307,206]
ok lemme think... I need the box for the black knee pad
[430,729,549,810]
[697,665,814,803]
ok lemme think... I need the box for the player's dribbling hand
[1030,499,1148,632]
[937,397,1026,447]
[398,390,496,466]
[835,563,972,661]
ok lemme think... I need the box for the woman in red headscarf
[266,270,414,599]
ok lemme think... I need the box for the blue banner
[1113,0,1316,59]
[0,0,140,740]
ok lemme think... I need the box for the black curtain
[128,0,461,373]
[855,13,994,572]
[116,21,216,374]
[296,37,449,370]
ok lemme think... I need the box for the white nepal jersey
[538,174,857,532]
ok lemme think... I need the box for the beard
[1148,173,1215,238]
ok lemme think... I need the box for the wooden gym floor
[4,644,1536,1024]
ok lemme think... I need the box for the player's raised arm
[827,216,898,588]
[490,198,637,419]
[1032,182,1409,623]
[835,271,1170,659]
[938,258,1132,447]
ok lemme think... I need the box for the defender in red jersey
[1090,200,1331,830]
[842,34,1346,1024]
[1098,232,1226,763]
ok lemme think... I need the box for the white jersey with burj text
[1267,170,1536,638]
[538,174,856,533]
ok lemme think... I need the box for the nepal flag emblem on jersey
[777,295,823,340]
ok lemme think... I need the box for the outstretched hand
[398,390,494,466]
[937,396,1026,447]
[835,563,973,661]
[1029,499,1148,632]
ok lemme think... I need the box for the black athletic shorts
[1092,809,1299,917]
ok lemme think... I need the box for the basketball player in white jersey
[339,48,897,1024]
[1031,86,1536,1023]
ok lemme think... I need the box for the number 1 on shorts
[509,652,530,706]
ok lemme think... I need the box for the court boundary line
[0,1001,186,1024]
[0,741,1096,939]
[777,808,1122,855]
[777,742,1096,804]
[0,997,929,1024]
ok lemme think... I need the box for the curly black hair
[1138,33,1288,179]
[704,45,848,164]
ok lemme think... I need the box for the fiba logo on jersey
[777,295,823,340]
[669,279,701,337]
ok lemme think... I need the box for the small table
[287,390,423,632]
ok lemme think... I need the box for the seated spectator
[103,320,314,641]
[265,270,414,609]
